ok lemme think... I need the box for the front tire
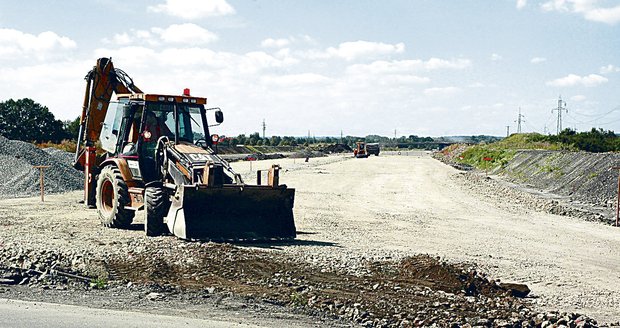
[96,166,134,228]
[144,185,170,237]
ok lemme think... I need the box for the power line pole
[262,119,266,139]
[506,125,510,137]
[552,95,568,135]
[340,130,343,144]
[515,107,525,133]
[394,129,397,147]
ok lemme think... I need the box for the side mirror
[112,129,118,136]
[215,110,224,124]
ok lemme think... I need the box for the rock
[147,292,165,301]
[499,283,530,298]
[0,278,17,285]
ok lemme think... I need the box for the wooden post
[613,167,620,227]
[33,165,50,202]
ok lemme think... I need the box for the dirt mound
[289,150,326,159]
[433,144,474,171]
[104,248,535,327]
[319,144,352,154]
[0,135,82,198]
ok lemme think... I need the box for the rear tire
[145,185,170,237]
[96,166,134,228]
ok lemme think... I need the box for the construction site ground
[0,152,618,326]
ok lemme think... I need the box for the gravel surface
[1,150,619,326]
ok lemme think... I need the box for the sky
[0,0,619,138]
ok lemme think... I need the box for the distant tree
[270,135,282,146]
[248,132,261,146]
[64,116,81,140]
[0,98,67,142]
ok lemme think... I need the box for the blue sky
[1,0,619,137]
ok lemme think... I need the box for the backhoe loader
[74,57,296,240]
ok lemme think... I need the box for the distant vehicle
[366,143,380,156]
[353,141,369,158]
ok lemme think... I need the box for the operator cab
[99,92,223,182]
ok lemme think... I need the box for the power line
[570,105,620,118]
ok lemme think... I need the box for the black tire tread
[145,186,169,237]
[96,166,134,228]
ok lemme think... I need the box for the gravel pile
[0,135,82,199]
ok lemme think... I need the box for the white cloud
[152,24,218,44]
[103,24,217,46]
[546,73,608,87]
[347,58,471,75]
[600,64,620,74]
[423,86,462,96]
[517,0,528,9]
[0,28,76,60]
[111,33,133,45]
[541,0,620,24]
[261,73,331,86]
[148,0,235,19]
[531,57,547,64]
[570,95,587,101]
[310,41,405,61]
[491,53,502,61]
[261,38,291,48]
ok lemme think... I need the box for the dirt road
[235,152,620,322]
[1,152,618,324]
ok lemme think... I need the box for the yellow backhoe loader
[74,58,296,240]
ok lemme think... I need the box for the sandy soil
[234,152,620,322]
[1,152,618,324]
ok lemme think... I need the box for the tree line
[531,128,620,152]
[0,98,439,147]
[10,98,615,152]
[0,98,79,143]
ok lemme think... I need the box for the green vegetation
[454,129,620,171]
[90,276,107,289]
[459,145,516,170]
[289,291,307,307]
[457,133,569,170]
[533,128,620,153]
[0,98,78,143]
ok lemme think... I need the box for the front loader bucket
[166,184,296,241]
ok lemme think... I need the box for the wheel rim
[100,179,114,214]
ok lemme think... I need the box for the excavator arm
[74,57,141,206]
[76,57,141,152]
